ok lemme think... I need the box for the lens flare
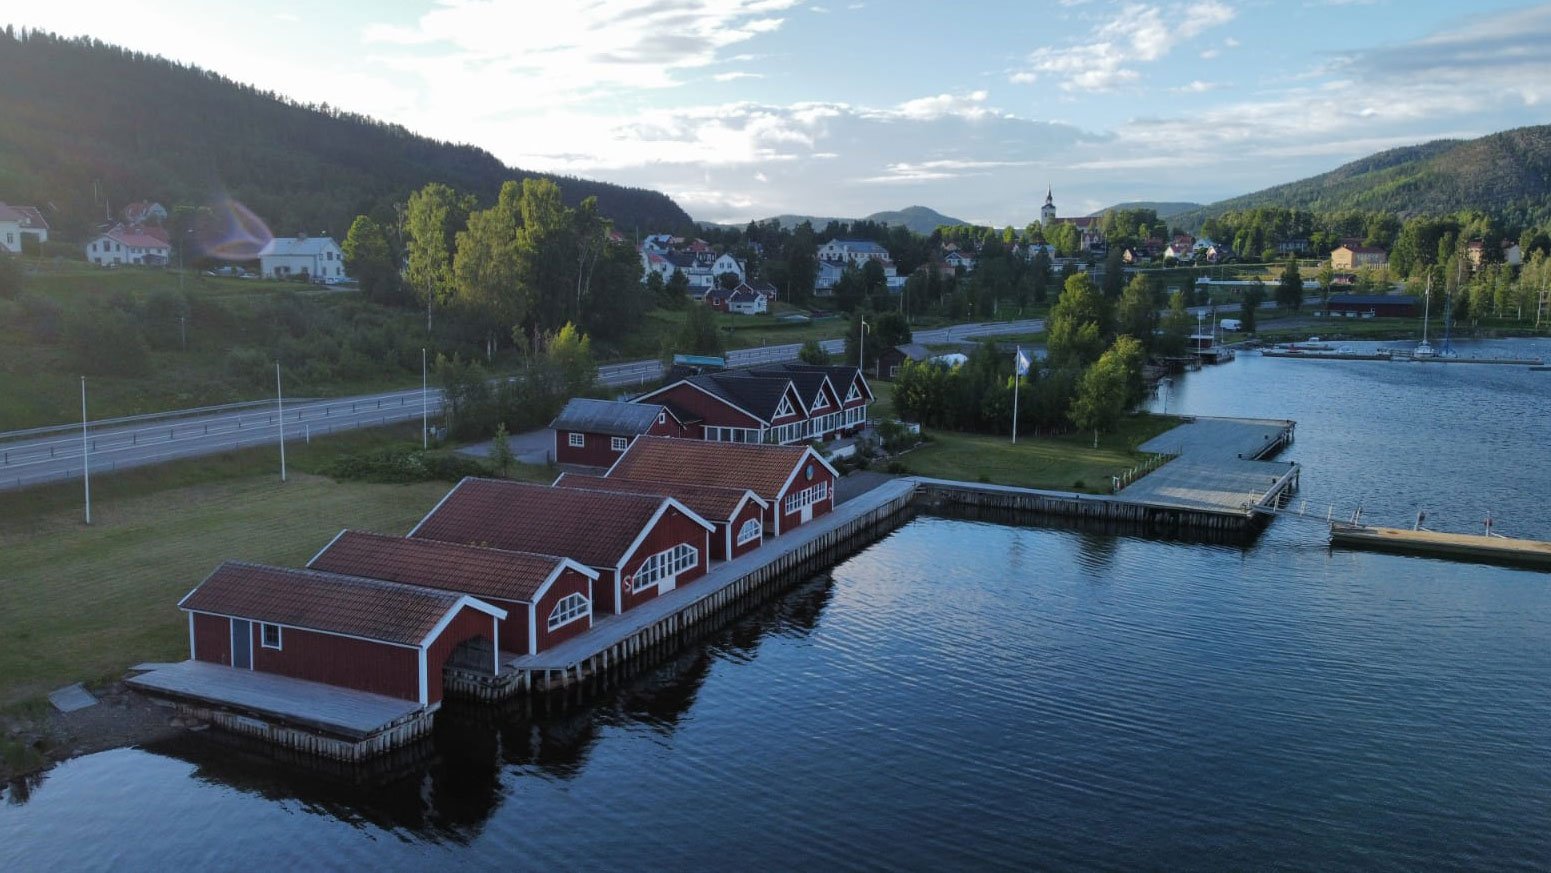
[197,194,273,261]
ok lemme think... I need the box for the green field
[897,414,1181,493]
[0,424,552,707]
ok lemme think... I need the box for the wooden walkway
[1124,416,1298,514]
[128,660,423,739]
[503,478,918,673]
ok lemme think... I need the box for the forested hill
[0,30,692,240]
[1173,125,1551,228]
[1088,201,1201,219]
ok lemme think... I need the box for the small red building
[410,478,716,615]
[179,562,506,706]
[550,398,694,467]
[604,436,839,536]
[307,531,598,656]
[553,473,768,561]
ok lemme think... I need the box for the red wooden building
[410,478,715,615]
[549,398,695,467]
[633,363,872,446]
[179,561,506,706]
[307,531,598,657]
[604,436,839,535]
[553,473,768,561]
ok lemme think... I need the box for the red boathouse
[553,473,768,561]
[410,478,716,615]
[179,561,507,706]
[549,398,694,467]
[307,531,598,656]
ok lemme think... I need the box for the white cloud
[714,71,765,82]
[1171,79,1219,93]
[1011,1,1237,91]
[1199,48,1219,59]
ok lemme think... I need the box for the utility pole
[422,347,429,449]
[858,316,869,374]
[276,361,287,483]
[80,376,91,525]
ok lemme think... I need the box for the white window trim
[784,481,829,514]
[845,383,862,403]
[567,432,585,448]
[611,436,629,452]
[260,623,283,650]
[631,543,699,593]
[774,396,795,418]
[548,593,591,631]
[736,518,761,545]
[812,392,829,410]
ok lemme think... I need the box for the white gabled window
[568,432,585,448]
[736,518,761,545]
[260,623,283,650]
[611,436,629,452]
[812,391,829,410]
[548,593,591,630]
[774,396,795,418]
[845,382,862,403]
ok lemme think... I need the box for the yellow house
[1331,244,1387,270]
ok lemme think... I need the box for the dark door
[230,619,252,669]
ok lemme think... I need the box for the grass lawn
[0,424,554,707]
[899,413,1182,493]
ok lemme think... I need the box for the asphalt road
[0,317,1044,492]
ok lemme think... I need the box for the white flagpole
[276,361,287,483]
[81,376,91,525]
[422,347,429,449]
[1012,348,1020,445]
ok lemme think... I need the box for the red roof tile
[179,561,493,646]
[411,479,707,569]
[309,531,591,604]
[553,473,764,523]
[606,436,829,501]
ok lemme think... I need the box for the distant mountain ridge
[748,205,969,235]
[1173,125,1551,227]
[0,31,692,240]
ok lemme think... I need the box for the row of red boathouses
[167,435,841,714]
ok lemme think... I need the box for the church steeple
[1041,186,1057,225]
[1045,186,1053,206]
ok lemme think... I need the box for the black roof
[550,398,665,436]
[1328,294,1418,306]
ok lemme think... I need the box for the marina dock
[1329,523,1551,569]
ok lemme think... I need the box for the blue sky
[8,1,1551,225]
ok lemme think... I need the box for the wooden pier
[1329,523,1551,570]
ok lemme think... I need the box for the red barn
[550,398,695,467]
[553,473,768,561]
[307,531,598,656]
[410,478,715,615]
[604,436,838,535]
[179,562,506,706]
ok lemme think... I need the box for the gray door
[231,619,252,669]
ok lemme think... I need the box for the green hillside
[0,30,692,241]
[754,205,967,235]
[1089,201,1202,219]
[1174,125,1551,227]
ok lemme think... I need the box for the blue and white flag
[1015,347,1031,376]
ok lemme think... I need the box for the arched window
[548,593,590,630]
[736,518,761,545]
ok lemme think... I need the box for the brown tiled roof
[178,561,482,646]
[412,479,689,568]
[606,436,818,500]
[309,531,587,604]
[554,473,763,523]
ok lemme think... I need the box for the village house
[553,473,768,561]
[259,234,347,281]
[410,478,715,616]
[814,258,845,294]
[818,238,891,266]
[633,362,873,446]
[706,283,768,315]
[84,223,172,266]
[1330,244,1388,271]
[549,398,694,466]
[178,561,507,706]
[876,343,935,380]
[307,531,598,658]
[1466,239,1524,271]
[1039,189,1106,251]
[605,436,839,535]
[944,249,976,273]
[0,203,49,253]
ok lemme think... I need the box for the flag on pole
[1015,347,1031,376]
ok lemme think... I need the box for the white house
[944,250,976,273]
[818,238,891,266]
[85,224,172,266]
[814,259,845,295]
[259,235,347,281]
[710,252,746,282]
[0,203,50,253]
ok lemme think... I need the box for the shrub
[65,306,151,376]
[18,293,62,343]
[326,447,489,483]
[886,461,910,475]
[0,255,23,300]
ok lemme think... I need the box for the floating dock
[1260,347,1542,366]
[1329,524,1551,569]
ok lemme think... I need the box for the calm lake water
[5,338,1550,871]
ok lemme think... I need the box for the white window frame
[774,396,795,419]
[632,543,700,592]
[784,481,829,514]
[812,392,829,410]
[260,623,283,650]
[568,432,585,448]
[736,518,761,545]
[845,383,862,403]
[548,593,591,631]
[611,436,629,452]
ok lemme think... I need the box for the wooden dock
[1329,523,1551,569]
[127,660,436,761]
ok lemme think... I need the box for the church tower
[1041,186,1057,226]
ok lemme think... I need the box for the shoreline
[2,681,195,787]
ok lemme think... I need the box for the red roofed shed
[553,473,768,561]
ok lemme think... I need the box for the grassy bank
[896,414,1181,493]
[0,424,554,707]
